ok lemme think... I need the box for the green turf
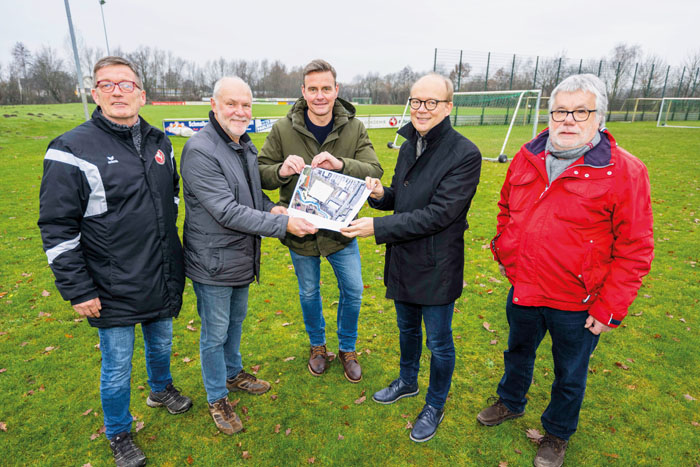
[0,104,698,466]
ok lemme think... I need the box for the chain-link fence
[434,49,700,123]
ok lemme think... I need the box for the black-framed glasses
[95,80,141,93]
[409,98,449,111]
[550,109,597,122]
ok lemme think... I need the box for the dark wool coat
[371,117,482,305]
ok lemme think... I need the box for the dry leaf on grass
[251,364,260,374]
[41,290,51,297]
[490,339,498,345]
[283,356,295,362]
[82,408,93,416]
[337,433,344,440]
[186,455,194,464]
[285,428,292,436]
[242,451,251,459]
[186,325,196,332]
[684,394,696,401]
[0,421,6,432]
[483,322,495,333]
[308,458,315,464]
[274,424,281,434]
[405,420,413,429]
[135,421,145,432]
[354,396,366,405]
[526,428,544,443]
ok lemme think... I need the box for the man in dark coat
[342,73,482,442]
[180,76,316,435]
[38,56,192,467]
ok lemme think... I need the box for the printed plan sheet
[287,166,371,231]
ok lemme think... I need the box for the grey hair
[93,56,143,89]
[412,73,454,102]
[212,76,252,100]
[549,74,607,128]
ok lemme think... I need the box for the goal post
[656,98,700,128]
[388,89,542,163]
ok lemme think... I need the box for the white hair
[550,74,608,128]
[212,76,252,100]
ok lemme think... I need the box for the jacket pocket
[555,179,612,224]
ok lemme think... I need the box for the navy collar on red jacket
[526,128,613,167]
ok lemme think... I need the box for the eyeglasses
[409,98,449,111]
[95,80,141,93]
[550,109,597,122]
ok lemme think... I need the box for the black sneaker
[146,383,192,414]
[372,378,419,404]
[109,431,146,467]
[410,404,445,442]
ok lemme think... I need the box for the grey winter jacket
[180,122,288,286]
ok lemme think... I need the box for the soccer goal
[388,89,542,163]
[656,98,700,128]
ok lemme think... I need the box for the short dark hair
[302,59,337,85]
[93,56,143,89]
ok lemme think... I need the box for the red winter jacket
[491,129,654,327]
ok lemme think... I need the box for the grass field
[0,104,698,466]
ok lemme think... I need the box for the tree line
[0,41,698,106]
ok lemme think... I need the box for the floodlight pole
[64,0,90,121]
[99,0,110,55]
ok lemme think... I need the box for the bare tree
[31,46,74,103]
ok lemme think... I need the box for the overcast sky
[2,0,699,82]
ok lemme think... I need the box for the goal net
[656,98,700,128]
[388,89,542,162]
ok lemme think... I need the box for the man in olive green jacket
[258,59,383,383]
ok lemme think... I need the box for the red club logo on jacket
[154,149,166,165]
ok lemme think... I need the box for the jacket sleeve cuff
[588,302,624,328]
[70,290,99,306]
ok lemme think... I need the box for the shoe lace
[217,399,235,419]
[163,384,186,403]
[540,433,567,451]
[341,351,358,362]
[236,371,257,383]
[112,433,140,458]
[311,345,327,358]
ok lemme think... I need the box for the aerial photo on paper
[288,166,371,231]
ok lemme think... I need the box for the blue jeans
[497,288,600,440]
[98,318,173,439]
[192,281,249,404]
[395,300,455,410]
[289,239,363,352]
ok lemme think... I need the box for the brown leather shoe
[208,396,243,435]
[227,370,271,395]
[534,432,568,467]
[338,350,362,383]
[476,396,524,426]
[308,345,329,376]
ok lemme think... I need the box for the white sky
[2,0,699,82]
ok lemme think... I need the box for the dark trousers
[497,288,600,440]
[395,300,455,410]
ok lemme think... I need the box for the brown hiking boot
[534,432,568,467]
[338,350,362,383]
[476,397,525,426]
[226,370,271,395]
[208,396,243,435]
[308,344,329,376]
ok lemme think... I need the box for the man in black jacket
[38,56,192,467]
[180,76,316,435]
[342,73,481,442]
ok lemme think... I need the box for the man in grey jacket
[180,76,316,435]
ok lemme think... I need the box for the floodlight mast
[64,0,90,121]
[99,0,110,55]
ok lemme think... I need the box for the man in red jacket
[476,74,654,467]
